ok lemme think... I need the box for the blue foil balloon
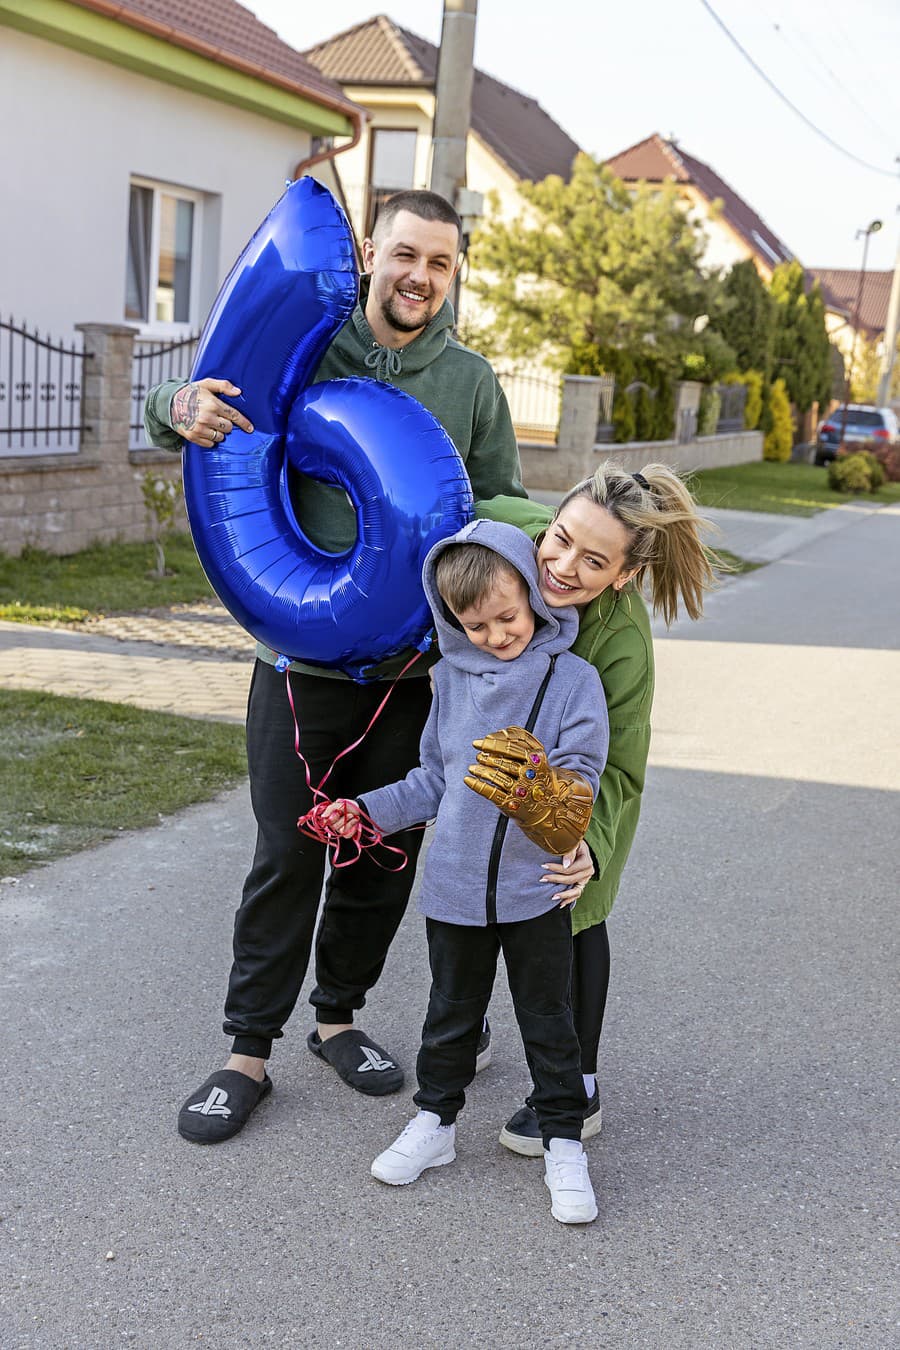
[182,177,473,680]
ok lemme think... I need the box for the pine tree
[769,261,833,414]
[467,153,723,374]
[716,260,773,373]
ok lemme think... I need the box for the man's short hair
[372,190,462,246]
[434,542,522,615]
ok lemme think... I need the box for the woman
[476,460,720,1155]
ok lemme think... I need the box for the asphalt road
[2,505,898,1348]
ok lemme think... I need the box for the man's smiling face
[362,210,460,346]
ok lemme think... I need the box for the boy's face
[451,570,535,661]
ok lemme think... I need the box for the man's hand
[170,378,254,447]
[464,726,594,856]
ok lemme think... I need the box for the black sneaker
[499,1103,543,1157]
[582,1086,603,1139]
[499,1088,603,1157]
[475,1021,492,1073]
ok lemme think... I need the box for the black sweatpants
[572,921,611,1074]
[224,660,432,1059]
[414,906,587,1147]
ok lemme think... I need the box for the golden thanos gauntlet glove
[464,726,594,856]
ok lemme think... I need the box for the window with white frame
[125,179,201,330]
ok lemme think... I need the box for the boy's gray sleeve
[143,378,189,452]
[546,665,609,799]
[359,686,444,835]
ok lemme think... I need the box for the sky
[243,0,900,273]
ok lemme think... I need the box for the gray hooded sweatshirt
[360,520,608,927]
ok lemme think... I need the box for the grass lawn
[0,533,213,622]
[0,689,246,875]
[688,460,900,517]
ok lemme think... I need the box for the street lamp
[841,218,883,443]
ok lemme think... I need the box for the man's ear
[361,237,376,274]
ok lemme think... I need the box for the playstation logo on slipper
[187,1087,232,1117]
[356,1046,396,1073]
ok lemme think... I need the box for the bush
[697,387,721,436]
[653,378,675,440]
[828,453,876,494]
[856,438,900,483]
[763,378,793,461]
[612,386,636,442]
[633,385,655,441]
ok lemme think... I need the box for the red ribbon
[288,651,425,870]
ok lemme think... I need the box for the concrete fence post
[75,323,137,465]
[556,375,603,482]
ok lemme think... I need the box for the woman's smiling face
[536,495,638,609]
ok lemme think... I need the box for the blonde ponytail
[555,461,725,625]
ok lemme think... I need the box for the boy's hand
[320,799,361,839]
[464,727,594,855]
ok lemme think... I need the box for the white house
[0,0,363,342]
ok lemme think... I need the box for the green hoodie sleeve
[465,378,527,501]
[143,378,188,453]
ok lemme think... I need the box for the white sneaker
[371,1111,457,1186]
[543,1138,598,1224]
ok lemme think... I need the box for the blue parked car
[814,404,899,464]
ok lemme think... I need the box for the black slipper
[306,1029,404,1096]
[177,1069,272,1144]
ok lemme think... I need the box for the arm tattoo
[171,384,200,434]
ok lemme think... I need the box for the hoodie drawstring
[364,344,403,381]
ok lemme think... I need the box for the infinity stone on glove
[463,726,594,855]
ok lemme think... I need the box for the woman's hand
[541,838,595,908]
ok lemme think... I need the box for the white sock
[482,1016,489,1033]
[416,1110,453,1132]
[547,1136,584,1159]
[583,1073,596,1098]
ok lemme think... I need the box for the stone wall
[0,324,184,557]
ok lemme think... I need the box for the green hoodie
[475,495,654,933]
[143,286,525,679]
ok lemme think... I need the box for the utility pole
[430,0,478,207]
[840,219,881,442]
[875,232,900,406]
[430,1,481,319]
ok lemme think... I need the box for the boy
[324,520,608,1224]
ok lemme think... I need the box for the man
[143,190,526,1144]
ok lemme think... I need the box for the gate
[0,317,88,456]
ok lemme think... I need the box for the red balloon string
[287,651,426,870]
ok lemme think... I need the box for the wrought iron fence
[131,332,200,449]
[0,317,89,456]
[715,382,747,434]
[496,368,562,443]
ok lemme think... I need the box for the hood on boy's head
[421,518,579,670]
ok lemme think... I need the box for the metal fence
[0,317,89,456]
[131,332,199,449]
[496,368,562,443]
[715,382,747,434]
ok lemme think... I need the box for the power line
[699,0,899,178]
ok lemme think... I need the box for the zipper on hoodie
[484,815,509,925]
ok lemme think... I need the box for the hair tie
[632,472,650,491]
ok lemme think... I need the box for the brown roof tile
[807,268,893,337]
[304,15,581,183]
[606,133,795,272]
[69,0,362,116]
